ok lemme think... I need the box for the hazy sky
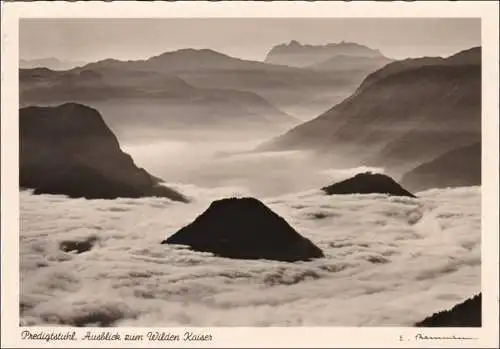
[20,18,481,63]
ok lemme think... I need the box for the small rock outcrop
[415,293,481,327]
[321,172,416,198]
[20,103,187,202]
[59,236,99,254]
[161,197,324,262]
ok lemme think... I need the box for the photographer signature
[399,334,478,341]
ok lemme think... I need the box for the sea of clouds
[19,138,481,327]
[20,182,481,327]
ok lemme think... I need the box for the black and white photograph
[16,16,485,328]
[1,2,499,347]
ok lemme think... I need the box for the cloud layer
[20,185,481,327]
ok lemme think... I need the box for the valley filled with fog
[20,125,481,327]
[120,133,384,198]
[20,183,480,327]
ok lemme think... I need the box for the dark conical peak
[205,196,267,212]
[322,172,416,198]
[162,196,324,262]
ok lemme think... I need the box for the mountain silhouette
[136,47,385,119]
[415,293,481,327]
[265,40,386,67]
[259,47,481,178]
[322,172,416,197]
[122,46,392,119]
[20,103,188,201]
[20,64,297,141]
[20,47,391,123]
[162,197,324,262]
[401,142,481,192]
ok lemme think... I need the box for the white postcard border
[1,1,498,348]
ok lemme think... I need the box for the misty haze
[19,18,481,328]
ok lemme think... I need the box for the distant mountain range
[20,65,297,141]
[20,45,393,129]
[21,44,481,192]
[265,40,389,67]
[20,58,87,70]
[259,47,481,183]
